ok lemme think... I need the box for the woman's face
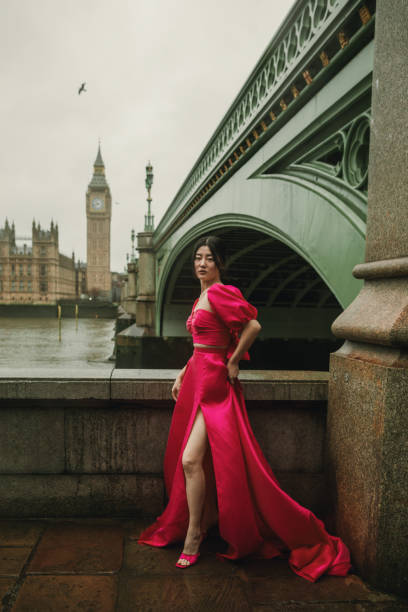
[194,245,220,283]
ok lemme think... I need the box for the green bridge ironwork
[134,0,376,343]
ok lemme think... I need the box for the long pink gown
[138,282,351,582]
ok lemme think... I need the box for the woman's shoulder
[208,283,243,296]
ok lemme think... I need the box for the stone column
[327,0,408,596]
[135,231,156,334]
[127,262,137,298]
[123,261,137,316]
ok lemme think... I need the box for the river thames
[0,318,115,369]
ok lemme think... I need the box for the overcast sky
[1,0,294,272]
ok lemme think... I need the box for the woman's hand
[172,374,183,401]
[172,362,189,401]
[228,319,261,364]
[227,359,239,385]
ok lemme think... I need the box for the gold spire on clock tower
[86,144,112,299]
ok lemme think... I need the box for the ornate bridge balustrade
[155,0,374,242]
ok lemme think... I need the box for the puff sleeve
[207,284,258,360]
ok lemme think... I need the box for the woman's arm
[227,319,261,384]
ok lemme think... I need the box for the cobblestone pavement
[0,518,407,611]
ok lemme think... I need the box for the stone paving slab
[116,574,252,611]
[0,578,16,602]
[12,575,117,612]
[27,523,124,574]
[243,565,399,604]
[0,521,45,547]
[0,518,407,612]
[0,548,31,577]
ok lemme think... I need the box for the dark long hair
[191,235,227,281]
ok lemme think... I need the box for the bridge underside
[163,226,342,330]
[161,227,344,369]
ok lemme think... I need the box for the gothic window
[27,264,31,276]
[0,280,2,292]
[0,264,2,275]
[19,264,24,276]
[11,280,16,292]
[40,246,47,256]
[11,263,15,276]
[40,264,47,277]
[27,280,32,292]
[19,280,24,292]
[40,281,47,293]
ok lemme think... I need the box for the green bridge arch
[155,173,365,335]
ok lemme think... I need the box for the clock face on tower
[91,197,104,211]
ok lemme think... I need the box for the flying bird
[78,82,87,95]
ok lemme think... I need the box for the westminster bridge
[127,0,374,346]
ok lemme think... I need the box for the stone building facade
[0,145,115,305]
[0,219,76,303]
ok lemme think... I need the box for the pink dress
[138,283,351,582]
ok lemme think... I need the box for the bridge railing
[155,0,374,245]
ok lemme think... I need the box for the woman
[138,235,351,581]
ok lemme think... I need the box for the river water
[0,318,115,369]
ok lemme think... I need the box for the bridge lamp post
[131,228,136,263]
[144,161,155,232]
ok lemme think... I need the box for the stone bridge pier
[327,0,408,597]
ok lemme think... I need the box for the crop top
[186,283,258,361]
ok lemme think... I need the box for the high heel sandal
[175,531,207,569]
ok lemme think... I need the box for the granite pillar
[327,0,408,596]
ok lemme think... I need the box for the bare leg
[201,444,219,531]
[178,408,208,565]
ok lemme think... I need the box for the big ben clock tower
[86,144,112,298]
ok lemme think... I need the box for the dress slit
[183,403,219,531]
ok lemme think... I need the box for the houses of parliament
[0,146,113,304]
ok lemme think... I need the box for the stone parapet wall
[0,369,328,518]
